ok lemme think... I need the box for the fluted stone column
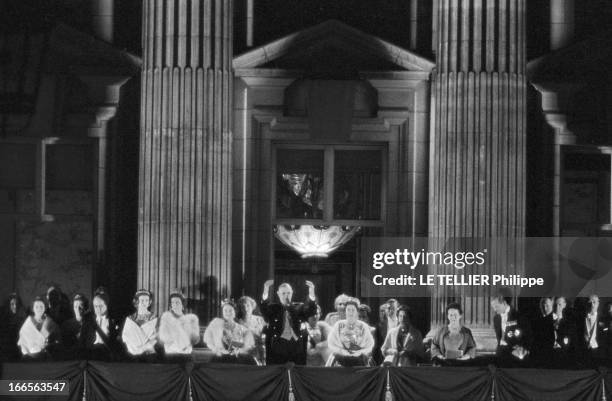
[429,0,526,351]
[90,0,114,43]
[139,0,233,318]
[550,0,574,50]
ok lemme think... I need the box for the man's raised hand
[306,280,316,300]
[262,279,274,300]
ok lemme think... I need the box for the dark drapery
[389,366,492,401]
[291,366,385,401]
[0,360,84,401]
[603,368,612,401]
[0,362,609,401]
[493,368,602,401]
[190,363,288,401]
[85,361,189,401]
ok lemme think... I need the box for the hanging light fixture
[273,224,361,258]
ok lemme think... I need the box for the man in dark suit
[260,280,317,365]
[531,297,556,367]
[491,293,531,365]
[577,294,606,367]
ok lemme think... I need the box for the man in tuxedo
[491,293,532,365]
[260,280,317,365]
[531,297,556,367]
[577,294,606,367]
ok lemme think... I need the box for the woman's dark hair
[221,298,237,315]
[236,296,257,321]
[30,296,46,316]
[344,300,360,312]
[47,287,62,307]
[132,289,153,310]
[3,293,23,314]
[555,296,571,308]
[93,287,110,307]
[539,297,554,315]
[358,303,371,323]
[359,304,372,314]
[386,299,399,310]
[168,291,186,309]
[8,293,21,304]
[397,305,412,322]
[72,293,90,313]
[446,302,462,315]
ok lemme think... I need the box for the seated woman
[159,291,199,358]
[122,289,159,361]
[327,300,374,366]
[325,294,350,326]
[236,296,266,365]
[381,305,425,366]
[0,293,27,361]
[46,287,71,327]
[430,303,476,363]
[304,305,332,366]
[359,304,377,336]
[204,300,256,364]
[17,297,60,359]
[61,293,95,359]
[86,288,121,360]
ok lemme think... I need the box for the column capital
[532,81,584,140]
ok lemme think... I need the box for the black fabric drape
[85,361,189,401]
[190,363,288,401]
[0,360,84,401]
[494,368,602,401]
[291,366,385,401]
[2,361,610,401]
[603,369,612,400]
[389,366,491,401]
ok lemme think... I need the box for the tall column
[139,0,234,318]
[90,0,114,43]
[246,0,254,47]
[429,0,526,351]
[409,0,418,50]
[550,0,574,50]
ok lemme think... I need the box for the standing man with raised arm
[260,280,317,365]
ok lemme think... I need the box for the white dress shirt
[500,305,511,346]
[585,313,599,349]
[95,315,109,345]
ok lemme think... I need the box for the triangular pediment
[233,20,434,74]
[46,24,142,76]
[527,32,612,83]
[2,22,141,77]
[1,21,140,114]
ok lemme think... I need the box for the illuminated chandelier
[273,224,361,258]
